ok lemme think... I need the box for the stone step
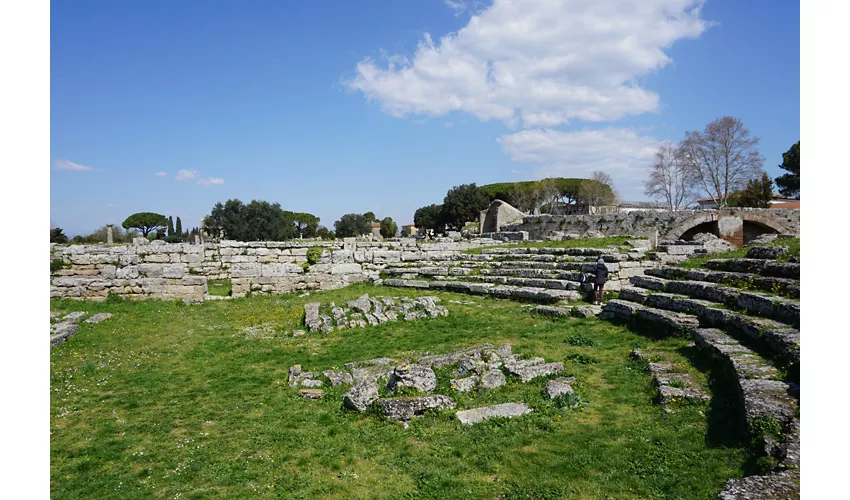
[705,259,800,280]
[645,266,799,299]
[533,304,601,319]
[382,278,580,303]
[463,275,583,292]
[717,470,799,500]
[745,245,790,260]
[455,402,533,425]
[480,247,616,256]
[628,276,800,327]
[692,328,799,485]
[618,286,799,367]
[599,299,700,335]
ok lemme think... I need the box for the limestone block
[372,250,402,263]
[98,265,117,279]
[231,263,262,278]
[456,402,532,425]
[69,254,91,265]
[230,255,258,263]
[180,253,204,263]
[143,253,170,263]
[331,263,362,275]
[331,250,352,263]
[291,248,309,256]
[260,264,303,277]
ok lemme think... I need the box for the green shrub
[50,259,71,274]
[306,247,324,265]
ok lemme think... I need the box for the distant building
[695,194,800,210]
[616,201,671,213]
[401,224,417,237]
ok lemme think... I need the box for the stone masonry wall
[50,239,501,301]
[502,208,800,242]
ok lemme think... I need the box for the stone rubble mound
[297,294,448,335]
[289,343,570,424]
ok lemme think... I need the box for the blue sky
[50,0,799,236]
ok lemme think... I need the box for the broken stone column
[343,237,356,252]
[106,224,114,244]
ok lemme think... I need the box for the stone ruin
[287,343,576,426]
[50,311,113,347]
[296,294,448,335]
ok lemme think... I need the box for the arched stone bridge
[664,210,797,247]
[501,208,800,247]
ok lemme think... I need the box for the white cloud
[55,159,96,171]
[197,177,224,186]
[155,171,167,177]
[348,0,710,128]
[444,0,469,11]
[176,169,198,181]
[498,127,660,200]
[444,121,453,128]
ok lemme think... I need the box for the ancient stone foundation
[50,239,501,301]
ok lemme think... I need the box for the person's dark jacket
[594,259,609,285]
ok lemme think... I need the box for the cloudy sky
[50,0,799,235]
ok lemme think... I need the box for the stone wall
[50,239,501,301]
[501,208,800,244]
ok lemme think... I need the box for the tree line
[50,212,201,244]
[644,116,800,210]
[202,200,400,241]
[413,175,617,233]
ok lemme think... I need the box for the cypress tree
[167,216,175,236]
[176,217,183,237]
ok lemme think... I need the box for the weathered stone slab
[450,376,479,392]
[506,361,564,383]
[84,313,112,324]
[379,395,456,420]
[61,312,87,323]
[383,278,431,289]
[304,302,321,331]
[323,370,354,387]
[657,385,709,404]
[456,402,533,425]
[746,246,789,260]
[717,469,799,500]
[387,364,437,393]
[299,389,324,399]
[479,369,506,389]
[544,377,576,398]
[343,380,379,412]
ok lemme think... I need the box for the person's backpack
[596,263,609,281]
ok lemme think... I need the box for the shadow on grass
[676,344,747,449]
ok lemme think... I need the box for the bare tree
[644,141,695,211]
[535,179,561,214]
[579,171,618,211]
[678,116,765,209]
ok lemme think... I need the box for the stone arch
[664,211,792,245]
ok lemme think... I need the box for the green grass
[208,279,233,297]
[675,237,800,269]
[51,284,751,499]
[464,236,639,254]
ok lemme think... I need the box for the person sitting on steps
[594,256,609,305]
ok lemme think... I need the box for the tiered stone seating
[382,245,656,304]
[600,245,800,498]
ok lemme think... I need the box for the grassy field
[51,284,752,499]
